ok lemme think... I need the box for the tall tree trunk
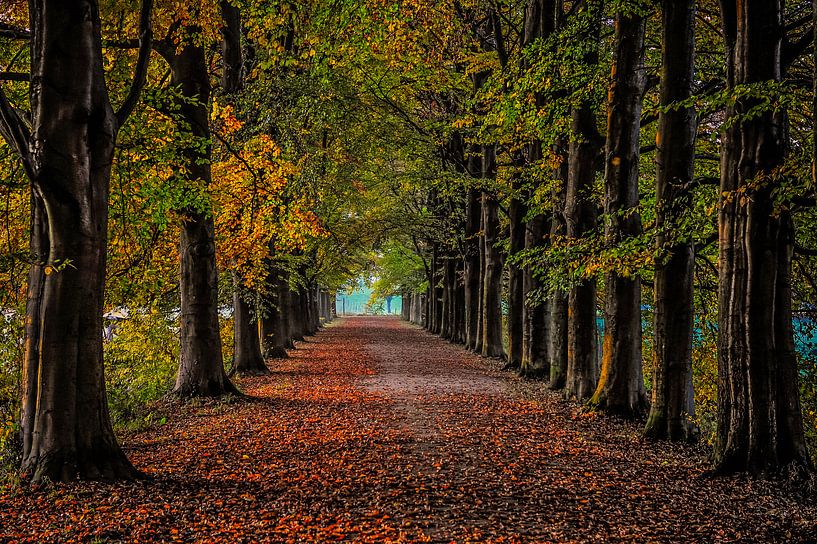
[481,147,506,359]
[401,291,410,320]
[476,190,487,354]
[563,115,599,402]
[432,246,444,335]
[464,186,482,350]
[644,0,697,442]
[549,147,569,390]
[521,213,550,377]
[564,0,602,403]
[413,292,423,324]
[309,283,321,333]
[289,276,306,341]
[516,0,557,377]
[220,3,266,377]
[507,169,526,370]
[590,8,648,418]
[12,0,153,481]
[714,0,810,475]
[162,35,238,398]
[261,266,289,359]
[441,252,453,339]
[454,260,466,343]
[232,277,268,375]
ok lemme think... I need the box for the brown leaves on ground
[1,316,816,542]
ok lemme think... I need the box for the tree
[0,0,153,481]
[481,146,506,359]
[564,0,603,402]
[643,0,698,442]
[713,0,810,475]
[155,20,238,397]
[519,0,558,380]
[221,1,269,376]
[590,3,649,418]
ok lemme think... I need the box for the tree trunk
[413,292,423,324]
[590,9,648,418]
[453,260,466,343]
[261,266,289,359]
[309,283,321,333]
[507,169,526,370]
[232,278,268,375]
[220,2,264,377]
[290,283,306,342]
[644,0,698,442]
[515,0,558,376]
[521,213,550,378]
[464,187,482,350]
[549,145,569,390]
[563,110,600,402]
[475,190,486,354]
[714,0,810,475]
[163,38,237,397]
[432,247,444,335]
[481,147,506,359]
[401,292,410,320]
[441,252,453,339]
[563,1,601,403]
[15,0,153,481]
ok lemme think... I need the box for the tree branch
[0,86,35,180]
[0,72,29,82]
[0,23,30,40]
[115,0,154,127]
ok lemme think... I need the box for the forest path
[2,316,816,542]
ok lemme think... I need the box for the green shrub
[103,308,179,431]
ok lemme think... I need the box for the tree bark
[644,0,698,442]
[464,186,482,350]
[521,213,550,377]
[261,266,289,359]
[714,0,810,475]
[441,252,453,339]
[12,0,153,481]
[516,0,557,377]
[161,34,237,398]
[232,277,268,375]
[590,8,648,418]
[549,146,569,390]
[453,260,466,343]
[564,117,601,397]
[481,146,506,359]
[289,281,306,342]
[564,0,602,403]
[432,245,444,335]
[507,169,526,370]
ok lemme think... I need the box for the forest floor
[2,316,817,543]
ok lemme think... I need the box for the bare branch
[0,23,30,40]
[0,72,29,82]
[115,0,154,127]
[0,86,35,180]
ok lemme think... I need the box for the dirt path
[1,316,816,542]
